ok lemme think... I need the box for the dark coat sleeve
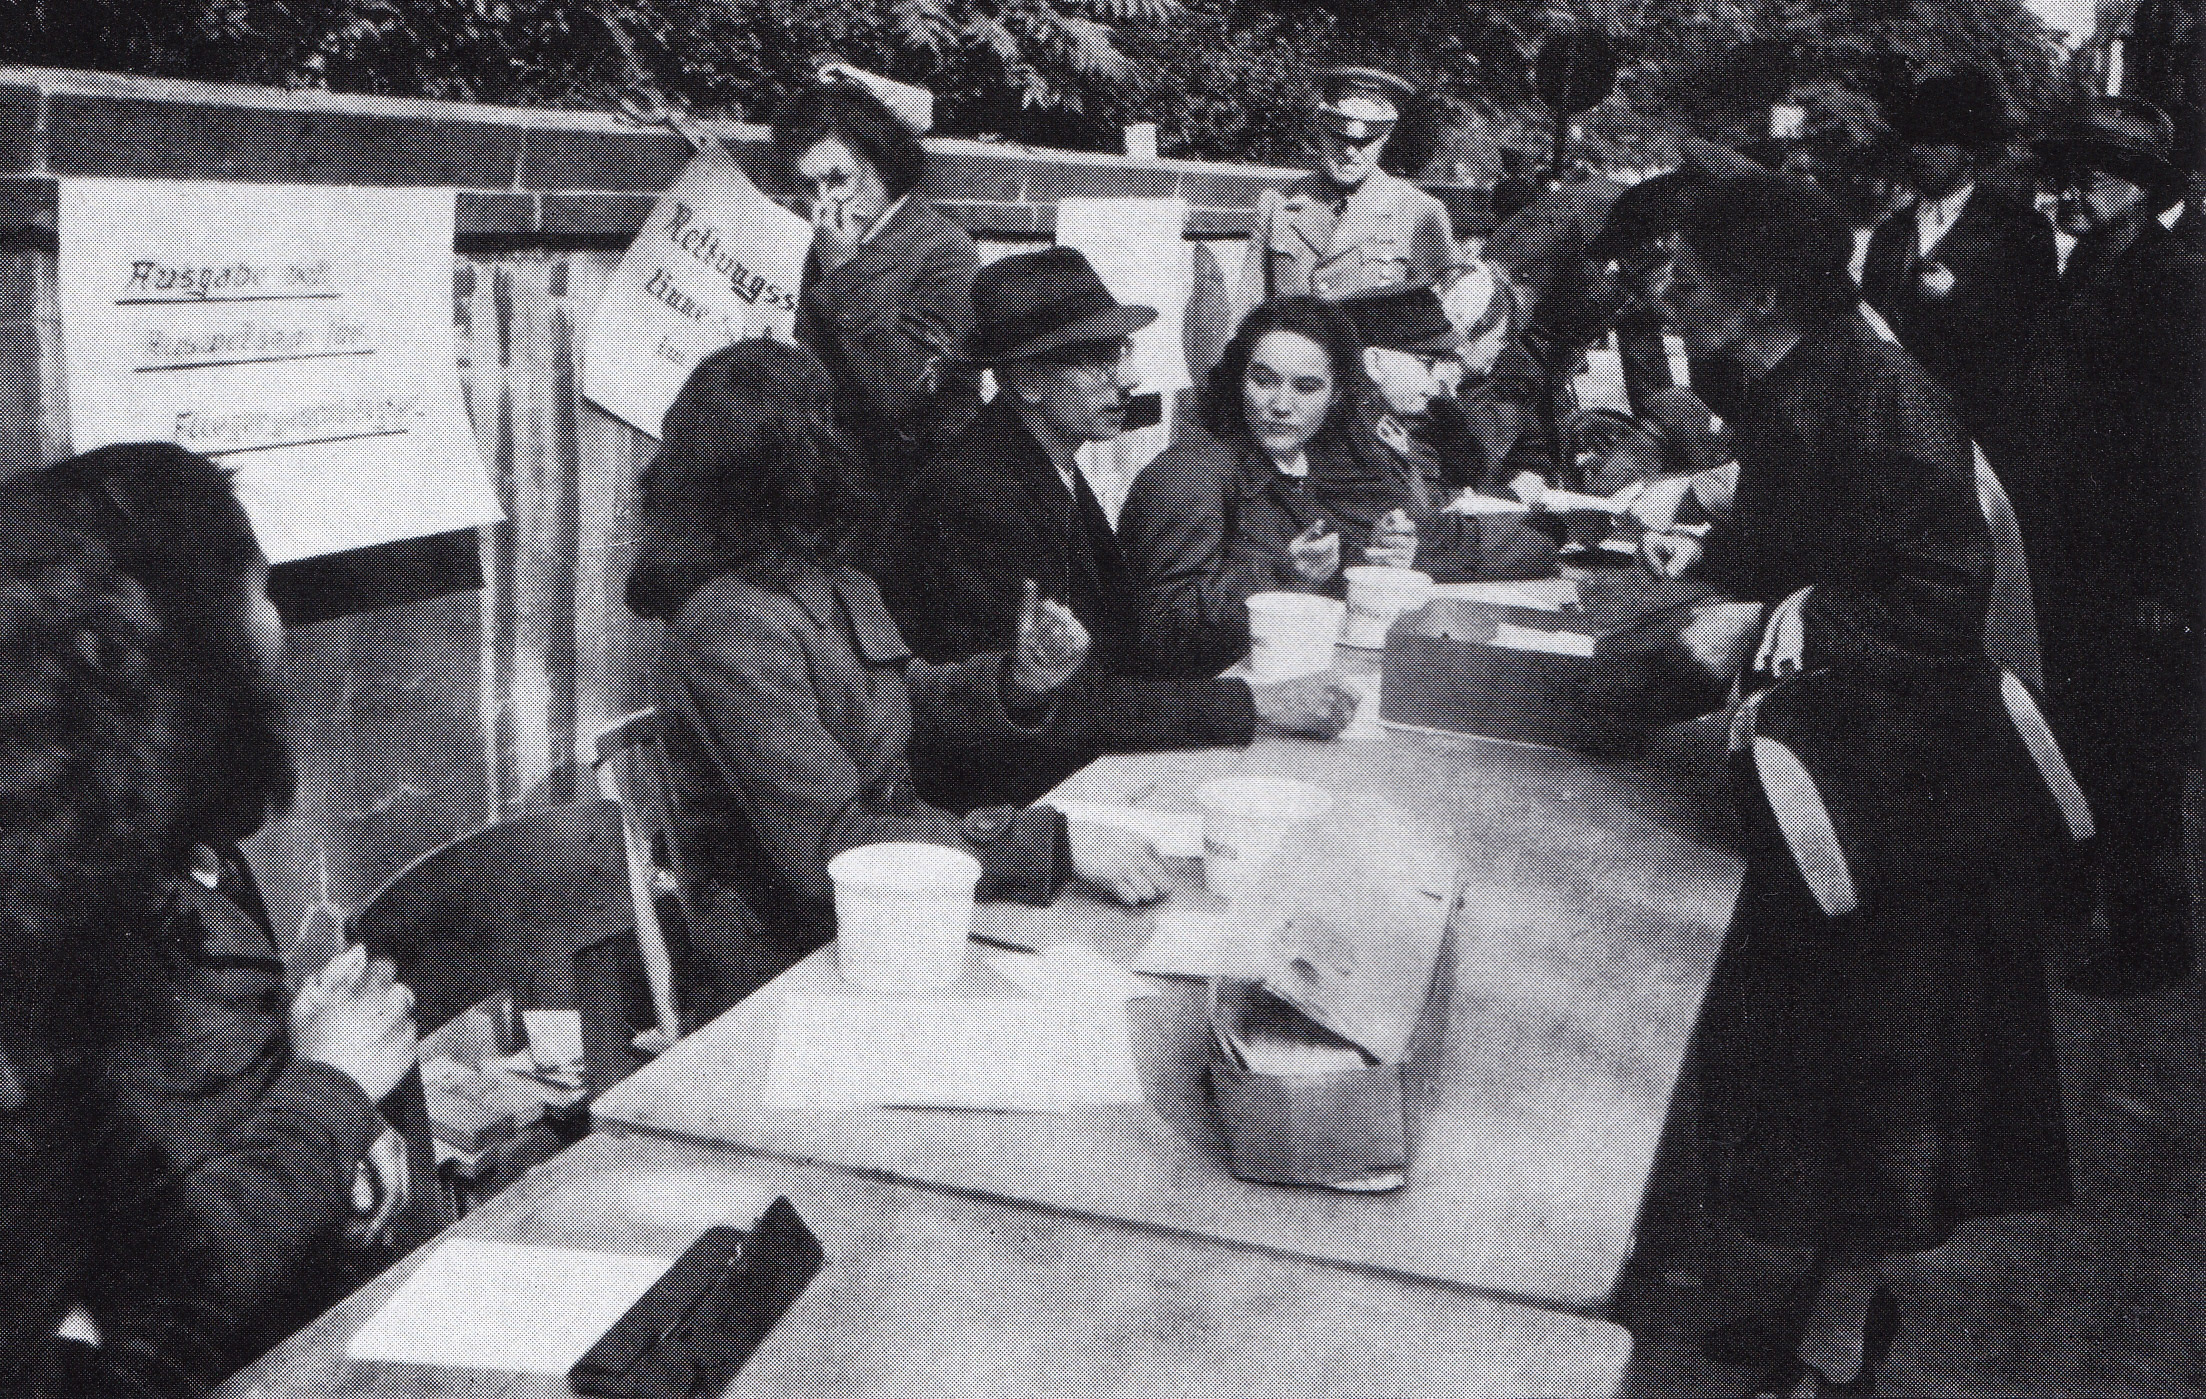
[674,594,1064,908]
[1118,441,1299,679]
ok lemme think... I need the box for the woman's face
[796,137,890,241]
[1659,239,1758,363]
[1241,330,1338,460]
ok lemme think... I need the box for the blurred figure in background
[1862,68,2056,476]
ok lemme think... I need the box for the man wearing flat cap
[1862,68,2056,472]
[878,247,1356,811]
[1233,66,1458,322]
[2007,98,2206,997]
[1321,282,1563,583]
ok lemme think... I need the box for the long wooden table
[217,1131,1634,1398]
[595,659,1743,1315]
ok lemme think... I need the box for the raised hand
[1009,578,1090,697]
[1364,509,1419,570]
[1639,529,1704,580]
[1287,520,1341,586]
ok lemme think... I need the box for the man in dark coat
[2016,99,2206,997]
[1862,68,2057,472]
[877,248,1357,811]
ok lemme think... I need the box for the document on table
[986,944,1162,1002]
[349,1239,672,1374]
[762,992,1144,1113]
[1131,905,1277,980]
[1049,799,1204,858]
[1438,577,1581,613]
[1491,622,1598,657]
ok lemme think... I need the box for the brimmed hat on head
[1893,67,2011,149]
[2033,97,2185,209]
[1315,65,1414,141]
[1338,282,1461,354]
[966,247,1158,365]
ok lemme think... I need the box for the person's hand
[1250,670,1360,739]
[1287,520,1340,586]
[1008,579,1089,697]
[1507,471,1549,508]
[1067,822,1170,906]
[1681,602,1766,683]
[291,944,419,1104]
[1365,509,1419,570]
[1639,530,1704,579]
[812,195,863,264]
[1755,587,1812,678]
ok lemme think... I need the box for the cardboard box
[1206,804,1456,1191]
[1378,597,1605,748]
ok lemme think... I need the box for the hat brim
[973,303,1158,366]
[1402,327,1464,354]
[2033,136,2185,208]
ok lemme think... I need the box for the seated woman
[625,339,1170,1016]
[772,70,978,514]
[1638,173,2077,1399]
[1119,297,1364,679]
[0,450,417,1394]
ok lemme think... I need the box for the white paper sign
[57,179,501,565]
[585,141,813,437]
[1054,197,1192,397]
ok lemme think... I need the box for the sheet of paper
[1492,622,1598,657]
[57,180,501,563]
[1436,578,1581,613]
[1131,906,1277,980]
[986,945,1162,1003]
[348,1239,672,1374]
[1049,799,1204,859]
[1542,485,1645,515]
[761,993,1143,1113]
[1444,492,1534,515]
[522,1009,584,1069]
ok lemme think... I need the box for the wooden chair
[351,798,634,1222]
[591,708,687,1052]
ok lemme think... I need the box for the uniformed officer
[1234,66,1457,324]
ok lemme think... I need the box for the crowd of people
[0,56,2195,1399]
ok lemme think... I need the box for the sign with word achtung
[58,179,501,564]
[584,140,812,438]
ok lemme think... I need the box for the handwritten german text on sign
[58,180,501,565]
[585,141,813,438]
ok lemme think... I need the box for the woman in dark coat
[626,340,1169,1018]
[772,74,979,513]
[1119,297,1364,679]
[0,449,417,1395]
[1640,173,2076,1397]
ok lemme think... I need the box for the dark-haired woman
[0,449,415,1394]
[1119,297,1366,679]
[772,75,979,509]
[1642,173,2077,1399]
[627,339,1169,1017]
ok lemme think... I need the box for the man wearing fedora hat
[1324,282,1564,582]
[878,247,1358,812]
[1862,68,2057,474]
[1233,66,1457,323]
[2008,96,2205,997]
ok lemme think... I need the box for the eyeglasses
[1048,340,1138,380]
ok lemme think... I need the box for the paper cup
[1246,592,1345,681]
[1342,566,1434,648]
[1198,777,1335,902]
[829,843,982,993]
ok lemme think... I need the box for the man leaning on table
[875,248,1357,814]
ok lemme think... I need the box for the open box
[1206,805,1458,1191]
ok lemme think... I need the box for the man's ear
[1002,363,1041,406]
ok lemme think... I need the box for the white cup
[828,843,982,993]
[1342,566,1434,648]
[1246,592,1345,681]
[1197,777,1335,902]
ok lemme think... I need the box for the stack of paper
[761,992,1144,1114]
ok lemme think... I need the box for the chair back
[591,710,687,1046]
